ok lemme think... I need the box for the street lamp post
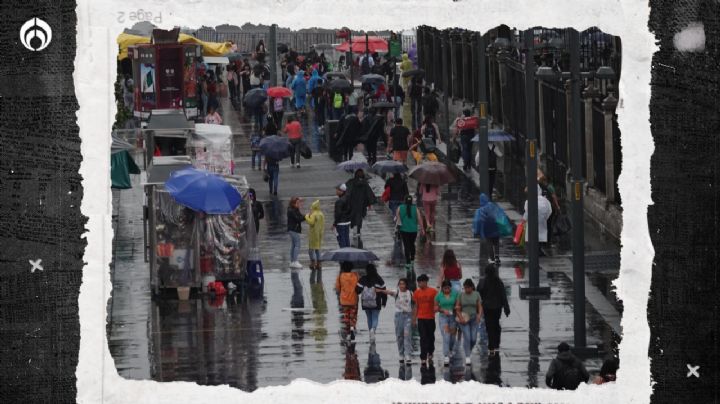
[477,34,489,197]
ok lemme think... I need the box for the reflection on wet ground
[109,99,619,391]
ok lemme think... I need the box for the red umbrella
[267,86,292,98]
[335,36,388,54]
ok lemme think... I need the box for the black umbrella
[372,160,407,175]
[321,247,379,262]
[277,43,289,53]
[369,101,395,109]
[324,72,347,81]
[361,74,386,85]
[243,88,268,107]
[258,135,291,161]
[401,69,425,78]
[326,78,352,92]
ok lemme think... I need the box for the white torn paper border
[75,0,656,402]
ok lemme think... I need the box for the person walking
[478,264,510,356]
[255,39,267,63]
[336,112,362,161]
[385,172,408,219]
[438,249,462,293]
[472,192,511,265]
[291,70,307,114]
[333,183,352,248]
[455,109,476,172]
[434,279,459,366]
[345,169,376,242]
[304,199,325,271]
[523,184,553,256]
[593,358,619,384]
[419,183,439,231]
[395,195,425,271]
[408,76,424,130]
[377,278,413,364]
[335,261,360,341]
[226,65,237,102]
[545,342,590,390]
[263,155,280,196]
[240,62,251,97]
[271,96,286,127]
[287,196,305,269]
[455,278,483,365]
[399,53,413,91]
[412,274,437,365]
[248,188,264,235]
[538,173,561,245]
[284,115,304,168]
[421,87,439,123]
[387,118,410,164]
[356,264,387,342]
[204,105,223,124]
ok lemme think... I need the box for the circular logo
[20,18,52,51]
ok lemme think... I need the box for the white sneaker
[296,163,300,168]
[369,329,376,342]
[290,261,302,269]
[404,356,412,364]
[465,357,471,366]
[443,356,450,366]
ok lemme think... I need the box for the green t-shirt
[458,291,481,316]
[435,290,458,312]
[398,204,418,233]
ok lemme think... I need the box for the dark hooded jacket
[337,113,363,147]
[345,174,376,228]
[545,351,590,390]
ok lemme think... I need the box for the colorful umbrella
[408,162,456,185]
[165,168,241,214]
[267,86,293,98]
[335,36,388,54]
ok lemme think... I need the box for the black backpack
[559,365,583,390]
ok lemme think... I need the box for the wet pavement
[108,96,620,391]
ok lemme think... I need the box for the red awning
[335,36,388,54]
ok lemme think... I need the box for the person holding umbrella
[395,194,425,272]
[287,196,305,269]
[418,182,440,232]
[263,154,280,196]
[345,168,376,243]
[304,199,325,271]
[336,111,363,162]
[387,118,411,163]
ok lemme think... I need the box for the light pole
[535,28,615,354]
[477,34,489,197]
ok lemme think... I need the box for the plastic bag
[513,222,525,245]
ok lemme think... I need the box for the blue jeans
[450,280,462,294]
[365,309,380,331]
[308,248,320,262]
[289,231,301,262]
[394,96,402,119]
[477,316,489,352]
[336,224,350,248]
[389,200,402,219]
[267,164,279,194]
[459,314,478,357]
[251,151,263,168]
[394,312,413,357]
[438,313,457,357]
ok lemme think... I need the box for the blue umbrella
[372,160,407,175]
[165,168,241,214]
[259,135,292,161]
[336,160,370,172]
[321,247,379,262]
[472,129,514,142]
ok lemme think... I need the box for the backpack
[250,73,261,86]
[560,365,583,390]
[361,285,378,308]
[333,92,343,109]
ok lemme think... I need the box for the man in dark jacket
[477,264,510,354]
[345,169,376,242]
[336,112,363,161]
[408,77,424,130]
[362,110,385,165]
[545,342,590,390]
[333,183,352,248]
[421,87,439,123]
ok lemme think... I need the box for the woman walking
[248,188,264,235]
[419,182,439,231]
[438,249,462,293]
[455,278,483,365]
[355,264,387,342]
[335,261,360,341]
[287,196,305,269]
[395,195,425,271]
[378,278,414,364]
[385,172,408,219]
[479,264,510,356]
[434,279,458,366]
[304,200,325,270]
[284,115,304,168]
[263,155,280,196]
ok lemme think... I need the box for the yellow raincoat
[304,200,325,250]
[400,53,413,88]
[117,32,233,60]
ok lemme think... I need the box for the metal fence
[416,25,621,208]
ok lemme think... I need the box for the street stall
[144,157,251,296]
[188,123,234,175]
[144,110,195,167]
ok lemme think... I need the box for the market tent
[335,36,388,54]
[117,32,234,60]
[111,135,140,189]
